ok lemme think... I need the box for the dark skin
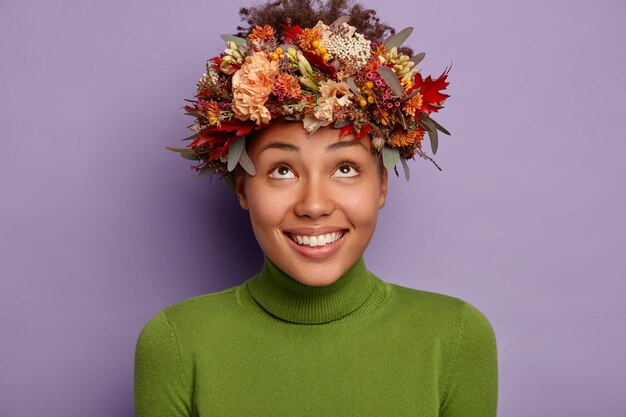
[233,119,388,286]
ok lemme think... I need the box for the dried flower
[297,27,323,51]
[231,52,279,125]
[388,127,425,148]
[247,25,275,42]
[325,23,371,69]
[403,92,424,117]
[314,79,354,121]
[273,73,302,101]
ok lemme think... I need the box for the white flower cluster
[199,67,219,85]
[324,24,372,68]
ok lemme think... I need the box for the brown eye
[333,163,359,178]
[269,165,296,179]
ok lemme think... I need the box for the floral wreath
[167,16,451,184]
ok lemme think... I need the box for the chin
[281,255,357,287]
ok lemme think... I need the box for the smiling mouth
[286,231,347,248]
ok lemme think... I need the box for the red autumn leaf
[209,55,222,70]
[189,120,259,161]
[280,24,303,41]
[302,50,336,76]
[203,121,257,137]
[355,123,372,139]
[339,123,371,139]
[340,124,354,138]
[411,66,451,114]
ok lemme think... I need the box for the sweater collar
[246,256,379,324]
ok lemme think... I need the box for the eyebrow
[259,140,368,154]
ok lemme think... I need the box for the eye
[332,163,359,178]
[269,164,296,179]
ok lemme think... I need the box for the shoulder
[383,281,496,341]
[138,284,242,340]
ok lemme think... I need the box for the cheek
[339,183,381,228]
[245,181,289,232]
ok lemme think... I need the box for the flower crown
[167,16,451,183]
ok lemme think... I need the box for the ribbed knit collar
[244,256,383,324]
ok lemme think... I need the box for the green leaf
[383,27,414,50]
[416,119,433,132]
[198,165,216,178]
[409,52,425,66]
[424,119,439,155]
[220,34,247,46]
[185,111,206,119]
[227,136,245,172]
[334,119,352,128]
[346,77,365,100]
[238,147,256,176]
[382,146,400,170]
[165,145,188,153]
[402,87,421,102]
[397,109,407,130]
[400,157,411,181]
[376,66,404,97]
[166,145,198,160]
[426,115,451,135]
[181,151,200,161]
[180,132,199,141]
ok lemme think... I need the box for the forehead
[247,119,371,154]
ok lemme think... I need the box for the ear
[234,172,249,210]
[378,168,388,209]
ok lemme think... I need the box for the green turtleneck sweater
[134,257,498,416]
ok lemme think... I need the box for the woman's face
[235,119,388,286]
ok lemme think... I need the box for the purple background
[1,0,625,416]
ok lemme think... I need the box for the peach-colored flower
[313,79,353,122]
[231,52,279,125]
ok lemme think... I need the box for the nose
[293,176,335,219]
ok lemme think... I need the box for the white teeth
[290,232,344,248]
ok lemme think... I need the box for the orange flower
[247,25,276,42]
[231,52,279,125]
[199,100,221,127]
[388,127,425,148]
[273,73,302,101]
[403,91,424,117]
[297,27,323,51]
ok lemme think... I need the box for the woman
[135,1,498,416]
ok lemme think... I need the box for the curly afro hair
[235,0,414,56]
